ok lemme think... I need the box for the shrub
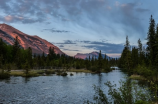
[45,69,55,75]
[0,70,10,79]
[85,79,151,104]
[88,66,98,72]
[61,72,68,76]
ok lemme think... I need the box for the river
[0,70,127,104]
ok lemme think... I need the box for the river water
[0,70,127,104]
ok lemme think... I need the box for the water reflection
[98,73,102,87]
[0,70,127,104]
[23,77,30,83]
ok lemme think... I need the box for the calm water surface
[0,70,127,104]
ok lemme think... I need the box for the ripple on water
[0,71,127,104]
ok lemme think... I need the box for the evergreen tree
[48,47,56,60]
[119,36,132,71]
[155,24,158,67]
[0,55,3,68]
[137,39,144,65]
[146,15,156,65]
[138,39,142,53]
[12,36,21,68]
[27,47,33,68]
[125,36,132,70]
[98,50,103,72]
[131,47,138,68]
[125,36,130,50]
[0,39,6,65]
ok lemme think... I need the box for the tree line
[0,36,117,73]
[118,15,158,81]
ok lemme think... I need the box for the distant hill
[74,51,110,59]
[0,23,65,55]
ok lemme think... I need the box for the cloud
[56,40,76,44]
[82,42,124,53]
[0,15,44,24]
[0,0,156,46]
[59,45,64,47]
[4,15,13,22]
[42,28,69,33]
[61,48,80,51]
[55,39,124,53]
[135,8,149,13]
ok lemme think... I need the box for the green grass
[10,71,24,76]
[10,69,56,77]
[44,69,55,74]
[129,75,146,80]
[68,69,92,73]
[10,70,39,77]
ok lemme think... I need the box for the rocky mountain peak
[0,24,65,55]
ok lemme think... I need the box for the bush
[70,73,73,76]
[76,65,81,69]
[61,72,68,76]
[45,69,55,75]
[88,66,98,72]
[36,70,45,74]
[0,70,10,79]
[104,66,112,72]
[85,79,151,104]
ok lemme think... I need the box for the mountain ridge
[0,23,65,55]
[74,51,110,59]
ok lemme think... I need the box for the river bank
[0,68,114,79]
[129,74,146,80]
[0,69,93,79]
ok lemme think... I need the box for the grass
[2,68,110,78]
[68,69,92,73]
[10,70,24,76]
[68,68,113,73]
[44,69,55,74]
[10,69,57,77]
[130,75,146,80]
[10,70,39,77]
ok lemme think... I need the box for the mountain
[74,51,110,59]
[0,23,64,55]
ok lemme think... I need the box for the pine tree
[131,47,138,68]
[98,50,103,72]
[0,39,6,65]
[12,36,21,56]
[12,36,21,68]
[0,55,3,68]
[137,39,144,65]
[146,15,156,66]
[125,36,130,50]
[138,39,142,53]
[155,24,158,66]
[27,47,33,68]
[119,36,132,71]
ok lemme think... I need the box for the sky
[0,0,158,57]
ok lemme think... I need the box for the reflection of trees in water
[98,73,102,88]
[24,77,30,83]
[4,78,11,83]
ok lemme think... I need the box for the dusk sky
[0,0,158,57]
